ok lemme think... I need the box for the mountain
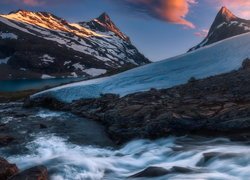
[33,31,250,102]
[189,7,250,52]
[0,10,150,80]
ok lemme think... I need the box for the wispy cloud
[194,29,209,37]
[113,0,197,28]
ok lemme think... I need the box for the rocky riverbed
[0,102,114,179]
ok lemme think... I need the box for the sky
[0,0,250,61]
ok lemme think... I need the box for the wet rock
[241,58,250,70]
[9,166,48,180]
[202,152,221,164]
[0,135,15,146]
[130,166,170,178]
[196,152,239,166]
[39,124,47,129]
[0,157,19,180]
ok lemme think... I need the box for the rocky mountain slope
[0,10,149,80]
[189,7,250,51]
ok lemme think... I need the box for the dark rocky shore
[26,59,250,144]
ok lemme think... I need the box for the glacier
[33,32,250,102]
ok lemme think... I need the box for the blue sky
[0,0,248,61]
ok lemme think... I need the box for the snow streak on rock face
[0,32,18,39]
[34,32,250,102]
[0,10,149,80]
[189,7,250,51]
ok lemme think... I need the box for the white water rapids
[4,135,250,180]
[1,103,250,180]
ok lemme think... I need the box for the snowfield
[33,32,250,102]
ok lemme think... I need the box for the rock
[129,166,170,178]
[188,77,197,83]
[0,157,19,180]
[0,135,15,146]
[170,166,195,173]
[241,58,250,70]
[39,124,47,129]
[196,152,222,166]
[9,166,48,180]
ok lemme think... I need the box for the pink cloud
[22,0,41,6]
[119,0,197,28]
[213,0,250,19]
[4,0,47,6]
[194,29,209,37]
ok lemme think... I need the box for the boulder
[9,166,48,180]
[0,135,15,146]
[130,166,169,178]
[0,157,19,180]
[39,124,47,129]
[241,58,250,70]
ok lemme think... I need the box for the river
[0,103,250,180]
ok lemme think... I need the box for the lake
[0,78,85,92]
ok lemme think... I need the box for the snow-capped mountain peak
[97,12,112,23]
[189,7,250,52]
[0,10,149,80]
[219,7,237,21]
[80,12,130,42]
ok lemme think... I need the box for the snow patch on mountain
[83,68,107,76]
[0,57,10,64]
[72,63,85,71]
[33,32,250,102]
[41,74,56,79]
[40,54,55,64]
[0,32,18,39]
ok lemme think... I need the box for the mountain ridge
[0,10,150,80]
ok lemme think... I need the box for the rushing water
[1,103,250,180]
[0,78,84,92]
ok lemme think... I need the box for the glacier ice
[33,32,250,102]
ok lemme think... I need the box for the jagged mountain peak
[80,12,130,42]
[219,7,237,20]
[189,7,250,52]
[97,12,111,23]
[209,7,239,32]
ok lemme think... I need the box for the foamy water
[4,134,250,180]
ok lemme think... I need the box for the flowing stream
[1,103,250,180]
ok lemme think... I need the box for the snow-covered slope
[0,10,149,80]
[189,7,250,51]
[33,32,250,102]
